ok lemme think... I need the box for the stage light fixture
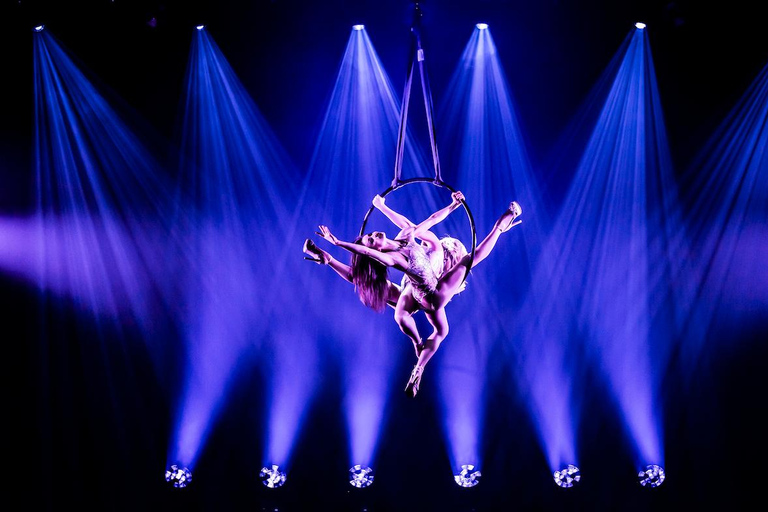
[165,465,192,488]
[353,24,365,31]
[454,464,481,488]
[476,23,488,30]
[260,464,287,488]
[635,22,646,29]
[349,465,374,488]
[553,464,581,488]
[638,464,665,487]
[33,25,45,32]
[196,25,205,31]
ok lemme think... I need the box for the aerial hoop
[359,178,477,283]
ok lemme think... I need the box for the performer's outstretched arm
[411,191,465,239]
[316,225,409,269]
[373,194,415,230]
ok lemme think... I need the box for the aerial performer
[303,192,522,397]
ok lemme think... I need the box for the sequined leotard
[399,239,440,307]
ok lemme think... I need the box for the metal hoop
[359,178,476,283]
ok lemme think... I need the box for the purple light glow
[264,332,318,468]
[516,314,579,469]
[676,62,768,373]
[436,320,485,471]
[704,227,768,310]
[0,214,168,317]
[171,266,255,459]
[171,225,269,466]
[344,359,391,468]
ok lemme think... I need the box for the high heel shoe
[404,365,424,398]
[498,201,522,232]
[303,238,328,264]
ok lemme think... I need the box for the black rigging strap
[393,2,442,187]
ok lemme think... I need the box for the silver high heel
[498,201,522,232]
[303,238,328,264]
[404,365,424,398]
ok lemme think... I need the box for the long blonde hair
[440,236,468,293]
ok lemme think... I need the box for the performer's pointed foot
[404,365,424,398]
[498,201,522,232]
[303,238,328,264]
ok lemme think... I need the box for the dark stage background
[2,1,766,510]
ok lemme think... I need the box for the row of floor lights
[165,463,665,489]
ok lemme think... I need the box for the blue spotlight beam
[33,29,178,325]
[509,26,682,470]
[439,25,546,291]
[436,23,548,471]
[297,25,434,231]
[551,27,676,466]
[170,27,309,471]
[296,24,436,476]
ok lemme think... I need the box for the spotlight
[476,23,488,30]
[454,464,481,488]
[553,464,581,488]
[638,464,665,488]
[635,22,646,29]
[260,464,287,489]
[165,465,192,488]
[33,25,45,32]
[349,465,374,488]
[353,24,365,31]
[196,25,205,31]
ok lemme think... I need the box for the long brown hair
[350,237,390,312]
